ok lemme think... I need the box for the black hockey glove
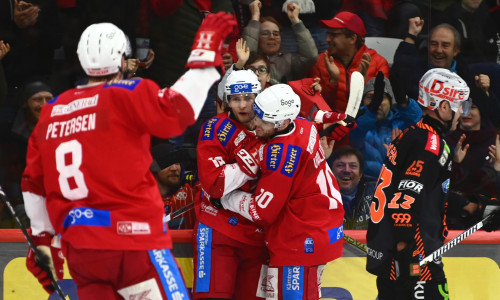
[483,208,500,232]
[367,71,385,114]
[210,197,223,209]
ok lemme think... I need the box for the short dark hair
[245,52,271,70]
[330,145,365,173]
[342,28,364,49]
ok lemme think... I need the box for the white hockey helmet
[418,68,470,113]
[223,69,261,102]
[253,84,301,128]
[77,23,128,76]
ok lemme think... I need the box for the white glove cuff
[221,190,254,221]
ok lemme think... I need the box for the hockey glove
[483,208,500,232]
[328,122,357,141]
[210,197,223,210]
[367,71,385,114]
[26,231,64,294]
[186,12,237,74]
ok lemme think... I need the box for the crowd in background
[1,0,500,231]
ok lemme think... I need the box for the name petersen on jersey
[46,95,98,139]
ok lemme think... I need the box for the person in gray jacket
[242,0,318,84]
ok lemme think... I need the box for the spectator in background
[446,87,499,229]
[150,143,198,229]
[330,146,375,229]
[311,11,390,115]
[391,19,500,126]
[0,40,10,104]
[0,80,53,228]
[242,0,318,84]
[350,72,422,178]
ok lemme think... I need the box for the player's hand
[210,197,223,209]
[329,122,357,141]
[26,231,64,294]
[186,12,237,74]
[324,51,340,84]
[235,140,264,177]
[483,208,500,232]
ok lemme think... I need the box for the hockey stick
[343,233,368,253]
[165,201,195,222]
[0,186,68,300]
[319,71,364,137]
[419,213,494,266]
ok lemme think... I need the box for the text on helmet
[429,79,466,101]
[230,83,252,94]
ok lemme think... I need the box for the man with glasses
[242,0,318,84]
[194,70,269,299]
[311,11,390,117]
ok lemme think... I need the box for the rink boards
[2,229,500,299]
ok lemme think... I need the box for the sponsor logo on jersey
[195,223,212,293]
[265,267,278,299]
[62,207,111,228]
[327,224,343,244]
[284,266,304,298]
[392,213,412,227]
[280,145,302,177]
[304,238,314,253]
[367,247,383,260]
[439,142,450,166]
[306,125,317,154]
[117,221,151,234]
[398,180,424,194]
[51,95,98,117]
[149,249,189,298]
[442,179,450,193]
[414,281,426,299]
[217,119,236,147]
[405,160,424,177]
[266,143,284,171]
[201,118,219,141]
[234,130,246,146]
[105,78,140,90]
[230,82,252,94]
[228,216,238,226]
[425,132,440,156]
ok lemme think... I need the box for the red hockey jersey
[230,118,345,266]
[196,112,265,246]
[21,77,209,251]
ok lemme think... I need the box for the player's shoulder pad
[104,79,141,90]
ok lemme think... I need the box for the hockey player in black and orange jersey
[194,69,269,299]
[366,68,471,300]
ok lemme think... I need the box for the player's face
[158,163,181,189]
[252,115,276,138]
[247,59,270,90]
[429,27,458,69]
[25,91,53,121]
[228,93,256,125]
[259,21,281,56]
[331,154,362,194]
[459,104,480,131]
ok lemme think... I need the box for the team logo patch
[217,119,236,146]
[280,145,302,177]
[104,79,140,90]
[425,132,440,155]
[266,143,284,171]
[201,118,219,141]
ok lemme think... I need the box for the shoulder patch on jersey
[425,132,440,156]
[201,118,219,141]
[280,145,302,177]
[217,118,236,147]
[266,143,284,171]
[104,79,140,90]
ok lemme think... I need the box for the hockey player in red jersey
[22,14,236,299]
[366,68,471,299]
[194,69,269,299]
[219,84,345,300]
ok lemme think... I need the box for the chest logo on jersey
[266,143,284,171]
[281,145,302,177]
[51,95,98,117]
[201,118,219,141]
[425,132,440,156]
[105,79,140,90]
[405,160,424,177]
[217,119,236,147]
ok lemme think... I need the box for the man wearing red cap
[311,11,390,117]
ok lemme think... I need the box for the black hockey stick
[419,213,494,266]
[343,233,368,253]
[0,186,68,300]
[166,201,195,222]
